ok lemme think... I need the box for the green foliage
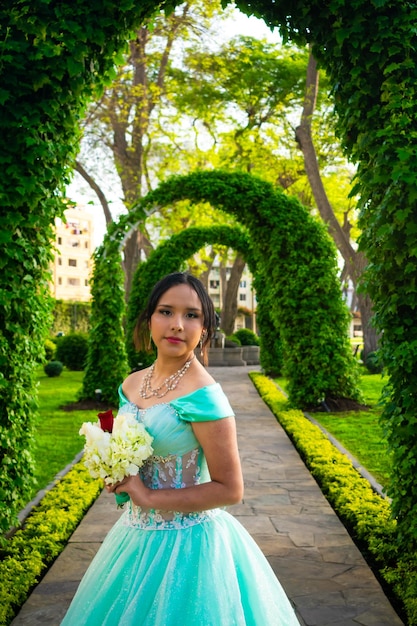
[0,463,102,625]
[55,334,88,371]
[232,0,417,554]
[250,372,416,625]
[81,245,129,404]
[255,277,284,376]
[83,168,356,408]
[0,0,156,537]
[43,361,64,378]
[44,339,56,361]
[364,350,383,375]
[231,328,259,346]
[86,171,359,407]
[51,300,91,336]
[225,335,241,347]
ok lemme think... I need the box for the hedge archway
[83,170,360,411]
[2,0,417,549]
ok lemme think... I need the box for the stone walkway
[12,366,404,626]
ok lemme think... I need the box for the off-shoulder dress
[61,383,300,625]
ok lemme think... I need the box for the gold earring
[199,332,206,357]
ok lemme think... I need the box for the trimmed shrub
[232,328,260,346]
[249,372,416,625]
[0,464,102,625]
[43,361,64,377]
[44,339,56,361]
[55,334,88,371]
[224,335,241,347]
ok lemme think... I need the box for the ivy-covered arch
[2,0,417,548]
[83,170,360,413]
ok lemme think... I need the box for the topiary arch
[2,0,417,551]
[83,170,360,412]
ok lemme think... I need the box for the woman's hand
[106,474,151,508]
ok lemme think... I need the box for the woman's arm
[108,417,244,512]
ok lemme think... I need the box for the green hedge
[51,301,92,336]
[249,372,417,625]
[55,333,89,371]
[0,464,102,626]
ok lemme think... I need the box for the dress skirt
[61,508,300,626]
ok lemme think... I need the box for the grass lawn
[275,373,392,488]
[30,368,103,501]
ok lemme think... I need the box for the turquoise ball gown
[61,384,300,625]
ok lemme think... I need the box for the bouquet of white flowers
[79,410,154,506]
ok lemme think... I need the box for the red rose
[98,409,114,433]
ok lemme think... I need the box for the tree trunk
[197,248,216,290]
[123,229,154,299]
[75,161,113,225]
[221,255,246,336]
[295,46,378,355]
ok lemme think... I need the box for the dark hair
[134,272,216,365]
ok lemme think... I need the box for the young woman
[61,272,300,625]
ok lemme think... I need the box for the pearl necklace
[139,356,195,399]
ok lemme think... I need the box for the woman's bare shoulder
[122,368,148,393]
[184,361,216,391]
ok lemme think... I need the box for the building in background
[208,264,257,332]
[50,207,93,302]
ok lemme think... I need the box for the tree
[221,253,246,335]
[295,47,378,356]
[75,0,232,296]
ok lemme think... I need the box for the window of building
[58,257,62,265]
[240,280,247,288]
[85,241,89,249]
[239,293,246,301]
[209,280,220,289]
[84,279,89,286]
[70,239,80,247]
[68,278,80,286]
[58,277,62,285]
[68,259,77,267]
[58,237,62,245]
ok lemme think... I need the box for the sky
[66,9,280,248]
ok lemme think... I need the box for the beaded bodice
[116,385,233,530]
